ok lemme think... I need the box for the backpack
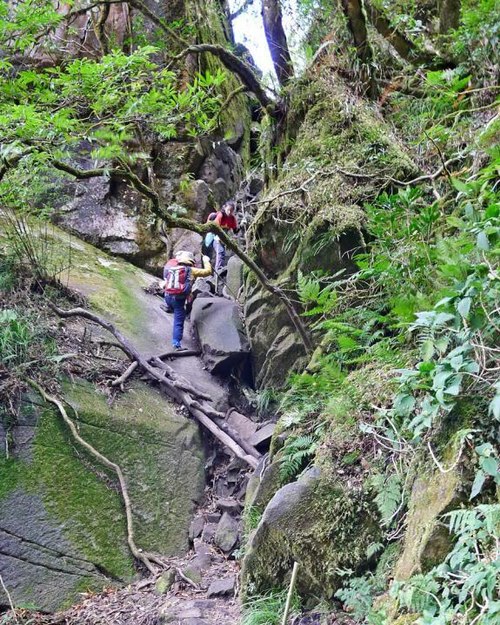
[207,211,219,222]
[164,259,192,296]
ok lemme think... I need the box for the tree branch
[172,44,277,115]
[50,159,312,354]
[363,0,445,67]
[49,305,260,468]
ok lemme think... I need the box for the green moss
[187,0,251,164]
[0,456,24,500]
[62,379,204,554]
[32,405,135,579]
[394,466,461,581]
[243,475,382,599]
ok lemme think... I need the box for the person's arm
[213,211,223,226]
[191,255,212,278]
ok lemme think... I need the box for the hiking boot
[160,303,173,313]
[172,341,182,350]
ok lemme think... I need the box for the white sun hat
[175,250,195,266]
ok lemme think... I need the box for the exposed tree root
[50,304,260,469]
[27,379,157,575]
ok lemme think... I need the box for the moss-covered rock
[394,467,461,580]
[0,379,204,612]
[244,63,417,387]
[241,468,381,599]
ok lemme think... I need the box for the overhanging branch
[50,158,312,353]
[173,44,278,115]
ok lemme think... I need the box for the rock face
[191,298,251,375]
[243,63,416,387]
[241,468,381,599]
[47,0,251,276]
[0,380,205,612]
[394,468,462,580]
[55,177,166,272]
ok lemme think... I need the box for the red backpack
[164,259,192,296]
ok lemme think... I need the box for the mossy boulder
[394,467,462,580]
[0,380,204,612]
[241,468,381,599]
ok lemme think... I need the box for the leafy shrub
[390,505,500,625]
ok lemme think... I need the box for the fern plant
[278,434,318,482]
[390,504,500,625]
[370,473,403,528]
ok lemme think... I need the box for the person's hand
[202,255,210,263]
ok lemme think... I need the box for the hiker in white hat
[163,250,212,350]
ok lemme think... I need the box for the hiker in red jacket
[205,200,238,271]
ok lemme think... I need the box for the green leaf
[476,231,490,250]
[489,394,500,421]
[452,178,470,193]
[470,470,485,500]
[481,456,499,477]
[456,297,472,318]
[421,339,435,361]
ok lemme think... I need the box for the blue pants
[165,294,186,346]
[214,237,226,271]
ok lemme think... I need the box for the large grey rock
[181,179,211,221]
[226,409,258,440]
[244,278,307,388]
[249,423,276,450]
[241,468,381,599]
[0,492,109,612]
[191,298,250,374]
[198,143,243,199]
[225,257,244,300]
[0,379,205,612]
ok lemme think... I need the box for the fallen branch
[282,561,299,625]
[152,350,201,361]
[50,305,259,469]
[0,574,17,621]
[111,361,138,388]
[28,379,157,574]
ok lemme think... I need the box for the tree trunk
[439,0,461,33]
[261,0,294,86]
[340,0,376,97]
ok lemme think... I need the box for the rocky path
[54,236,253,624]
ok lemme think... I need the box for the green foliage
[0,309,34,367]
[0,5,229,221]
[1,210,72,284]
[242,589,300,625]
[278,433,318,482]
[390,504,500,625]
[453,0,500,82]
[371,473,403,527]
[335,574,376,620]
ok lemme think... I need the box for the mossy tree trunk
[261,0,294,86]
